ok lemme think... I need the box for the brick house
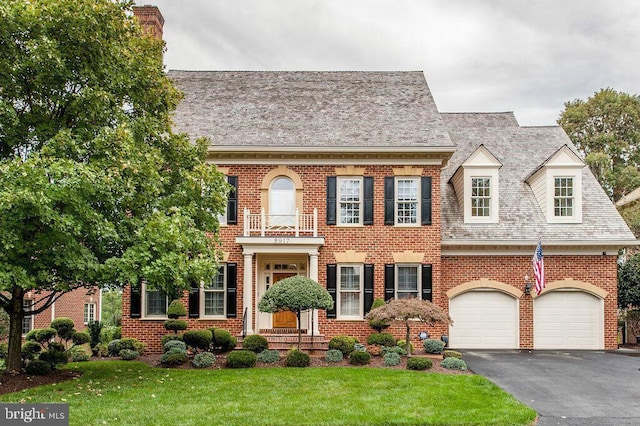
[122,6,636,354]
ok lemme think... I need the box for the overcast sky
[137,0,640,126]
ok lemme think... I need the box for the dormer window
[526,145,584,224]
[450,145,501,224]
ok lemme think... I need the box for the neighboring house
[22,288,101,336]
[123,6,636,353]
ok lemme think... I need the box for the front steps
[237,331,329,352]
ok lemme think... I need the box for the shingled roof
[441,112,636,244]
[168,71,454,149]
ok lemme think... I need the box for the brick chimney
[132,5,164,40]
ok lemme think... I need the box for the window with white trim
[396,265,420,299]
[338,177,362,225]
[395,178,419,225]
[269,177,296,226]
[554,177,574,217]
[337,264,363,319]
[144,288,168,317]
[84,303,97,324]
[22,299,33,335]
[471,177,492,217]
[203,265,226,317]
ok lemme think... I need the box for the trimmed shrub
[183,330,213,353]
[161,348,188,367]
[48,342,65,352]
[72,331,91,346]
[163,319,188,333]
[328,335,357,356]
[210,328,237,352]
[119,349,139,361]
[366,332,395,347]
[441,357,467,370]
[407,357,432,371]
[93,343,108,357]
[349,351,371,366]
[34,328,57,345]
[86,320,103,348]
[51,317,75,340]
[368,298,391,332]
[161,334,183,346]
[367,344,383,357]
[443,350,462,360]
[107,339,123,356]
[242,334,268,353]
[382,345,407,356]
[26,359,51,376]
[167,299,187,319]
[21,341,42,360]
[257,349,281,363]
[119,337,145,353]
[353,343,367,353]
[227,350,257,368]
[383,352,402,367]
[0,342,7,359]
[284,349,310,367]
[325,349,343,363]
[396,340,415,354]
[192,352,216,368]
[39,349,69,368]
[423,339,445,354]
[100,326,121,344]
[163,340,187,353]
[25,329,39,342]
[69,347,90,362]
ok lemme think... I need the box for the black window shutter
[130,285,141,318]
[384,177,394,225]
[326,177,337,225]
[188,281,200,318]
[363,177,374,225]
[421,176,432,226]
[326,264,337,318]
[364,264,374,313]
[226,176,238,225]
[384,264,395,301]
[226,263,237,318]
[421,264,433,301]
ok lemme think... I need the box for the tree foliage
[258,276,333,348]
[558,88,640,202]
[365,298,452,356]
[618,253,640,309]
[0,0,227,371]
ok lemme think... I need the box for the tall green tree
[0,0,227,371]
[558,88,640,202]
[618,253,640,309]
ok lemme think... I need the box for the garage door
[449,291,519,349]
[534,291,603,350]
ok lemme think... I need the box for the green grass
[0,361,536,425]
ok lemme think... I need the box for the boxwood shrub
[26,359,51,376]
[381,345,407,356]
[21,341,42,361]
[192,352,216,368]
[69,347,90,362]
[242,334,268,353]
[227,350,257,368]
[328,335,357,356]
[366,333,395,347]
[349,351,371,366]
[161,334,183,346]
[100,326,121,344]
[160,348,188,367]
[325,349,343,363]
[383,352,402,367]
[119,349,139,361]
[38,349,68,368]
[182,330,213,353]
[440,357,467,370]
[396,339,415,354]
[285,349,310,367]
[209,328,237,352]
[257,349,281,363]
[423,339,445,354]
[163,319,188,333]
[163,340,187,353]
[407,357,432,371]
[442,350,462,360]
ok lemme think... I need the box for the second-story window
[554,177,574,217]
[396,178,419,225]
[270,177,295,226]
[471,177,491,217]
[338,177,362,225]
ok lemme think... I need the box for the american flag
[532,239,545,295]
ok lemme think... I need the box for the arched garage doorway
[447,280,522,349]
[534,280,606,350]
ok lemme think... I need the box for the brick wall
[27,287,100,333]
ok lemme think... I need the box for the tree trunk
[405,322,412,357]
[296,309,302,350]
[6,286,25,372]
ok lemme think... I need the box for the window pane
[339,179,362,224]
[340,266,361,290]
[554,177,574,217]
[146,290,167,316]
[471,178,491,217]
[339,293,360,316]
[397,266,418,298]
[396,179,418,224]
[204,291,225,316]
[22,300,33,334]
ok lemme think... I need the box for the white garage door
[449,291,519,349]
[534,291,603,350]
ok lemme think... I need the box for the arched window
[270,177,295,226]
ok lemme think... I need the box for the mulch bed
[0,352,468,396]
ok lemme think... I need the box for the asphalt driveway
[463,350,640,426]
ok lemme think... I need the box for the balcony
[242,208,318,237]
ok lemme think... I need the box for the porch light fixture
[524,275,531,296]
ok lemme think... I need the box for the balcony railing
[242,208,318,237]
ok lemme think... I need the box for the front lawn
[0,361,536,425]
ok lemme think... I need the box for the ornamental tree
[365,297,452,357]
[258,276,334,349]
[0,0,227,371]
